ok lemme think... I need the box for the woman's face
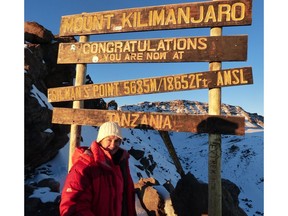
[100,135,122,155]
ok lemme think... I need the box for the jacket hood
[72,141,130,167]
[71,146,94,166]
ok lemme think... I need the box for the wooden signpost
[48,67,252,102]
[52,107,245,135]
[59,0,252,36]
[57,36,248,64]
[51,0,253,215]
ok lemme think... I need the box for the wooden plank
[59,0,252,36]
[52,107,245,135]
[57,35,247,64]
[48,67,253,102]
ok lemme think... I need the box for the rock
[135,178,165,216]
[24,21,109,215]
[25,22,54,44]
[37,178,60,193]
[170,172,247,216]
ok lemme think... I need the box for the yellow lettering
[129,41,137,52]
[113,113,120,123]
[146,52,167,60]
[217,72,224,86]
[141,115,148,125]
[189,74,196,88]
[149,79,157,92]
[177,38,187,51]
[133,12,137,27]
[204,5,217,22]
[137,12,148,27]
[121,113,130,126]
[74,17,83,32]
[92,15,103,30]
[223,70,232,85]
[137,53,143,60]
[124,53,131,60]
[83,44,90,54]
[83,16,93,31]
[152,9,165,25]
[61,2,248,35]
[75,87,81,99]
[122,12,133,27]
[123,41,131,52]
[130,53,136,60]
[138,41,146,52]
[195,74,203,88]
[157,40,166,51]
[131,114,139,127]
[172,51,183,59]
[191,6,203,23]
[218,4,231,22]
[69,88,75,99]
[177,7,190,24]
[104,14,114,29]
[165,9,177,25]
[197,38,207,50]
[239,69,248,84]
[163,116,172,129]
[61,17,74,34]
[186,38,197,50]
[106,42,114,53]
[114,42,123,53]
[231,70,240,84]
[231,3,245,21]
[147,40,156,51]
[181,75,188,89]
[148,10,153,26]
[106,112,116,122]
[172,51,179,59]
[149,115,157,128]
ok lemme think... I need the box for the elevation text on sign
[48,67,252,102]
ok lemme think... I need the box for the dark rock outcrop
[170,172,247,216]
[25,22,74,174]
[24,21,108,216]
[135,178,166,216]
[24,21,106,175]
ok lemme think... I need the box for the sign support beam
[158,130,185,178]
[208,24,222,215]
[68,34,89,171]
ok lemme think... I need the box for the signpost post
[68,34,89,171]
[208,25,223,216]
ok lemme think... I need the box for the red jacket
[59,141,136,216]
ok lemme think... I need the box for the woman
[59,121,136,216]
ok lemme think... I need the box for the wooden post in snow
[159,130,185,178]
[68,35,89,171]
[208,24,222,216]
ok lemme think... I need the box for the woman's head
[96,122,123,154]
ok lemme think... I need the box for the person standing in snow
[59,121,136,216]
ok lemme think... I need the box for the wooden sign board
[57,35,247,64]
[48,67,252,102]
[52,107,245,135]
[59,0,252,36]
